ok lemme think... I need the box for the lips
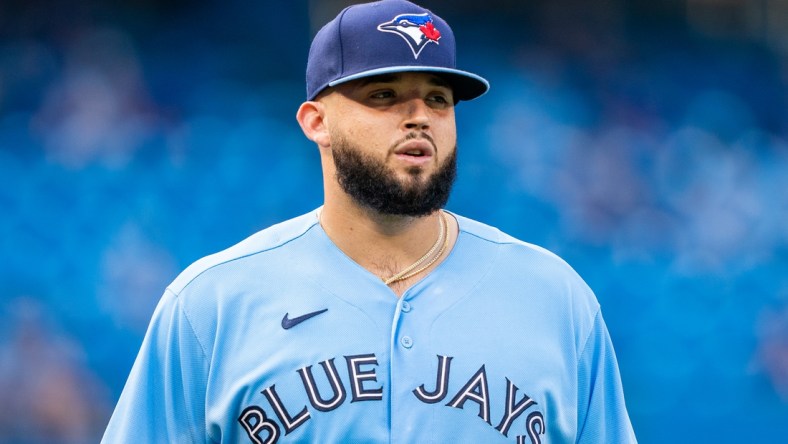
[393,139,435,159]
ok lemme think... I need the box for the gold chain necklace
[384,211,448,285]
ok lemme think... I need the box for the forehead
[357,72,450,87]
[338,72,452,92]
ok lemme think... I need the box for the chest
[203,284,579,443]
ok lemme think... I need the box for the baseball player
[102,0,636,442]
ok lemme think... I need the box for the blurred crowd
[1,0,786,442]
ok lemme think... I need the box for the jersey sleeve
[575,309,637,443]
[101,289,212,443]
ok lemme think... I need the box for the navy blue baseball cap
[306,0,489,102]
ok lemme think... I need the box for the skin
[296,72,461,296]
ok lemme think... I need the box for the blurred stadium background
[1,0,787,442]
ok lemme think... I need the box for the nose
[402,98,430,131]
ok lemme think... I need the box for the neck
[321,198,439,258]
[319,197,456,294]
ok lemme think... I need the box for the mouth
[402,148,428,157]
[394,139,435,159]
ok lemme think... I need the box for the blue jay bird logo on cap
[377,13,441,59]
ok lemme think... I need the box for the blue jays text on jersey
[239,353,545,443]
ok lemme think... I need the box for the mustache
[391,132,437,152]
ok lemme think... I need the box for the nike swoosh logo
[281,308,328,330]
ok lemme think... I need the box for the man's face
[320,72,458,216]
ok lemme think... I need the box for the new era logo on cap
[305,0,489,102]
[377,13,441,59]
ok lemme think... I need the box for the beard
[331,135,457,217]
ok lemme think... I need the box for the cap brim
[327,66,489,102]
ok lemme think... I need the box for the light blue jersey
[102,209,636,443]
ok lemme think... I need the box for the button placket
[390,292,427,442]
[398,300,414,348]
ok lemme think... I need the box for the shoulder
[454,213,583,279]
[167,209,321,295]
[452,212,600,317]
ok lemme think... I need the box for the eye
[427,92,453,107]
[369,90,395,100]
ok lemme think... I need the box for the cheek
[329,112,374,140]
[434,121,457,150]
[333,118,394,151]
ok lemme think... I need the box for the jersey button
[401,336,414,349]
[401,301,412,313]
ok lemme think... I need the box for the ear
[296,101,330,148]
